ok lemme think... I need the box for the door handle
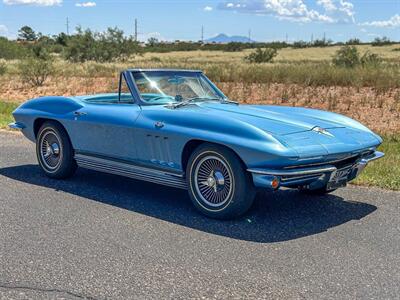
[154,121,164,129]
[74,111,87,116]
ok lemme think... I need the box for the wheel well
[181,140,205,172]
[181,139,248,172]
[33,118,66,138]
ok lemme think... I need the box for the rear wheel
[36,121,77,179]
[186,144,255,219]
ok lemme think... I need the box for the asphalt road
[0,130,399,299]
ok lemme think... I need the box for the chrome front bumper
[248,151,384,190]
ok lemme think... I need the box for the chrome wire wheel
[39,129,63,172]
[194,155,234,208]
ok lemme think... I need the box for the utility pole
[134,18,138,42]
[286,33,288,43]
[66,17,69,35]
[311,33,314,43]
[248,29,251,42]
[323,32,326,41]
[201,25,204,43]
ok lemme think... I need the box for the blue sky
[0,0,399,42]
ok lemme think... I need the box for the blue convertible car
[10,69,384,219]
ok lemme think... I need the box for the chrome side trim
[8,122,25,130]
[75,154,187,189]
[247,165,337,177]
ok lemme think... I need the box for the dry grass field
[1,44,399,133]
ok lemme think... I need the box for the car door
[71,103,141,161]
[69,73,142,162]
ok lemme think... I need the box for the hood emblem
[312,126,334,137]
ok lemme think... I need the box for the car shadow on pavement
[0,164,377,243]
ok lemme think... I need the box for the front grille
[284,149,374,171]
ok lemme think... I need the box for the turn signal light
[271,177,280,189]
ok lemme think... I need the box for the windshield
[131,71,226,105]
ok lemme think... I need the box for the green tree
[64,26,141,62]
[147,37,159,47]
[18,26,37,42]
[346,38,361,45]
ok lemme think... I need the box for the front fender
[138,107,298,170]
[12,96,82,142]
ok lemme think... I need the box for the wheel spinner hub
[40,130,62,170]
[194,156,233,208]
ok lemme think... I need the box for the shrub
[224,42,246,52]
[346,38,361,45]
[332,45,360,68]
[0,60,6,76]
[311,38,332,47]
[245,48,277,63]
[0,37,28,60]
[371,37,393,46]
[332,46,382,68]
[292,41,309,48]
[360,51,382,67]
[18,57,54,87]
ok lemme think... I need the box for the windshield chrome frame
[124,69,227,106]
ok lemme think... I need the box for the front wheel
[186,144,255,219]
[36,121,77,179]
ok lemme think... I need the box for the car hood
[200,103,349,135]
[198,103,381,156]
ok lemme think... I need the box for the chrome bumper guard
[8,122,25,130]
[248,151,384,189]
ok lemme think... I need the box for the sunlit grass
[0,101,17,129]
[354,135,400,190]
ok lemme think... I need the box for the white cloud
[138,32,169,43]
[218,0,355,23]
[0,25,8,36]
[3,0,61,6]
[75,1,95,7]
[204,6,213,11]
[359,14,400,28]
[317,0,355,23]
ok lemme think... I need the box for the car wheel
[186,143,255,219]
[36,121,77,179]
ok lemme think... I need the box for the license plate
[327,167,351,190]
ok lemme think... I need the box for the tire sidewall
[37,126,65,174]
[36,121,76,179]
[186,144,255,219]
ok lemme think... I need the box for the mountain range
[205,33,255,44]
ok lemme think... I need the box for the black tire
[36,121,77,179]
[186,143,255,219]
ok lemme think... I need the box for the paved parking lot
[1,131,399,299]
